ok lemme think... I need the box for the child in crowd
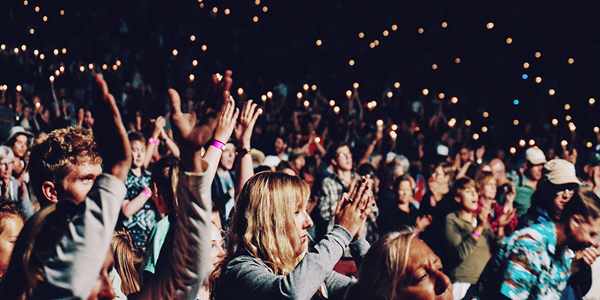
[444,177,509,300]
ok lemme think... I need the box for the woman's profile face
[483,178,497,200]
[396,239,453,300]
[291,201,313,257]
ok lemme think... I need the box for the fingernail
[365,186,369,190]
[361,178,366,183]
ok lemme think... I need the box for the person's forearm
[121,188,151,219]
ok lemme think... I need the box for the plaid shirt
[318,172,352,233]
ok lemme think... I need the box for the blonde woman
[344,229,453,300]
[212,172,374,300]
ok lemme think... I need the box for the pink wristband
[142,188,152,198]
[211,139,225,150]
[149,137,159,145]
[472,231,481,238]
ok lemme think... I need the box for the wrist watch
[236,147,251,156]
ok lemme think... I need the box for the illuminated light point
[60,10,64,15]
[353,82,359,89]
[59,66,65,73]
[0,45,4,50]
[346,90,352,98]
[172,49,178,56]
[535,76,542,83]
[473,133,479,140]
[311,85,317,91]
[391,24,398,31]
[374,40,379,46]
[394,82,400,88]
[212,7,218,13]
[432,64,438,70]
[513,99,519,105]
[261,95,267,102]
[102,64,108,70]
[390,131,397,139]
[333,106,340,114]
[14,48,19,54]
[49,75,54,83]
[422,89,429,96]
[529,139,535,146]
[43,16,48,22]
[418,28,424,34]
[255,0,260,5]
[448,118,456,128]
[202,45,207,51]
[315,136,320,143]
[349,60,355,66]
[358,32,365,39]
[522,74,528,80]
[16,85,22,92]
[30,28,34,34]
[549,89,555,96]
[53,49,59,56]
[590,98,596,105]
[535,52,541,58]
[438,93,445,99]
[88,63,94,70]
[297,92,303,99]
[441,22,448,28]
[199,3,204,8]
[376,120,384,127]
[383,30,389,37]
[34,6,39,12]
[509,147,516,154]
[523,62,529,69]
[564,104,570,110]
[513,119,519,126]
[253,16,259,22]
[561,140,568,147]
[329,100,335,106]
[316,39,322,46]
[465,120,472,126]
[61,48,67,54]
[267,91,273,98]
[566,115,572,121]
[190,35,196,42]
[387,91,393,98]
[224,8,230,15]
[370,43,375,49]
[189,74,195,82]
[23,0,28,5]
[519,139,526,147]
[55,70,60,76]
[486,22,494,29]
[552,118,558,126]
[391,124,398,131]
[39,54,44,60]
[506,37,513,44]
[568,58,574,64]
[587,142,593,148]
[482,126,488,133]
[192,60,198,66]
[303,84,309,91]
[595,126,600,133]
[237,88,244,95]
[112,65,118,71]
[262,6,268,12]
[455,58,461,64]
[369,101,377,109]
[114,60,121,67]
[451,97,458,104]
[483,111,489,118]
[33,49,38,56]
[569,122,576,131]
[21,45,26,51]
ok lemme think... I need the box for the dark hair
[560,188,600,223]
[128,131,146,144]
[451,177,476,199]
[393,175,415,194]
[380,161,402,190]
[357,163,377,179]
[325,141,350,164]
[151,156,180,216]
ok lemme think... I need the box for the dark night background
[1,0,600,157]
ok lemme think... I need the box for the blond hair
[211,171,310,299]
[112,229,141,296]
[345,229,419,300]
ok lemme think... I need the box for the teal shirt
[141,217,171,282]
[514,184,534,217]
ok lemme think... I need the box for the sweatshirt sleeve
[33,174,127,299]
[444,213,478,262]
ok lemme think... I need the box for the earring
[571,220,578,227]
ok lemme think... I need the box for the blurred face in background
[220,143,236,171]
[12,135,28,159]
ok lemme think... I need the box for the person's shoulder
[506,222,552,250]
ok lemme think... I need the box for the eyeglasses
[337,152,352,159]
[556,184,578,194]
[0,161,13,168]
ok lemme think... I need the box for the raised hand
[169,71,232,172]
[92,74,131,182]
[214,97,239,144]
[334,175,374,238]
[477,205,490,227]
[571,246,600,275]
[234,99,261,148]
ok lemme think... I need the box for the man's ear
[331,158,338,167]
[41,181,58,204]
[454,195,462,204]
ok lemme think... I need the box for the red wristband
[142,188,152,198]
[211,139,225,150]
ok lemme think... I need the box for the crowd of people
[0,67,596,300]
